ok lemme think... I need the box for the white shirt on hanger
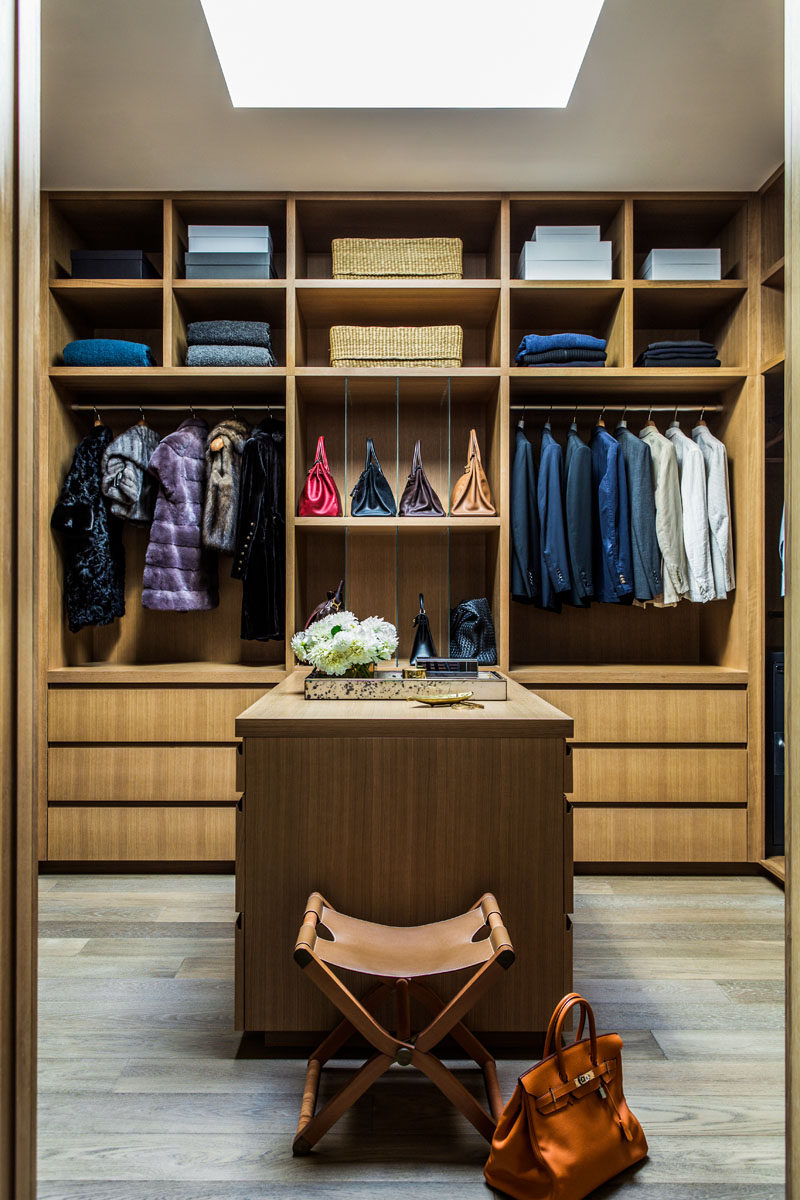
[639,424,689,606]
[665,423,715,603]
[691,423,735,599]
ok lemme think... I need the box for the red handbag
[298,435,342,517]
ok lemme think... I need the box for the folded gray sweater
[185,344,277,367]
[186,320,273,348]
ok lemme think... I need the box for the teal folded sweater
[62,339,155,367]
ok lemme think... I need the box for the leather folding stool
[292,890,515,1155]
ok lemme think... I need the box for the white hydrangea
[290,612,398,676]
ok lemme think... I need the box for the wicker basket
[329,324,463,368]
[332,237,463,279]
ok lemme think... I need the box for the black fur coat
[51,423,126,633]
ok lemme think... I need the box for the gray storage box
[187,225,273,254]
[640,248,721,280]
[184,251,275,280]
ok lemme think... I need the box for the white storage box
[640,248,721,280]
[517,242,612,280]
[532,225,601,241]
[187,225,273,254]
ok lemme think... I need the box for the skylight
[200,0,605,108]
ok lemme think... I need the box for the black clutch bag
[450,597,497,665]
[350,438,397,517]
[410,593,438,664]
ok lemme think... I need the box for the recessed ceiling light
[200,0,604,108]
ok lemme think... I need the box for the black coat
[510,426,541,604]
[231,417,285,641]
[51,423,126,633]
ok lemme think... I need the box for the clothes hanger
[616,404,628,430]
[543,404,553,432]
[517,403,526,431]
[569,404,578,433]
[668,404,680,431]
[694,406,707,429]
[92,406,102,428]
[643,404,657,429]
[188,403,197,420]
[137,406,148,428]
[595,404,606,428]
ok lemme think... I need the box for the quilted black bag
[450,597,497,665]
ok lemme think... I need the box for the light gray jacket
[639,424,689,606]
[691,423,735,599]
[100,423,161,523]
[665,423,715,604]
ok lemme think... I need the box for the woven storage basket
[329,324,463,368]
[332,237,463,279]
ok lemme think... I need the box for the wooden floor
[37,873,785,1199]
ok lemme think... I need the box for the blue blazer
[590,426,633,603]
[510,427,541,603]
[565,428,593,606]
[615,426,662,602]
[538,428,571,611]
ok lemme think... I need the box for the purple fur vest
[142,418,219,611]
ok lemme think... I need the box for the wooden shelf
[761,257,785,288]
[47,662,287,685]
[294,516,501,531]
[762,352,785,375]
[760,855,786,884]
[294,366,500,402]
[172,279,286,292]
[49,366,287,395]
[508,367,747,395]
[295,281,501,324]
[509,665,749,687]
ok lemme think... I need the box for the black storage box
[70,250,160,279]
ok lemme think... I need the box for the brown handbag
[484,992,648,1200]
[450,428,496,515]
[398,440,445,517]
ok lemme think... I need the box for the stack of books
[517,225,613,280]
[184,225,275,279]
[639,248,721,280]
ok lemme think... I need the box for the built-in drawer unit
[47,805,236,861]
[48,686,266,743]
[48,744,242,805]
[534,687,747,744]
[569,746,747,806]
[573,805,748,863]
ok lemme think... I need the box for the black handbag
[450,597,497,665]
[410,593,438,664]
[398,441,445,517]
[350,437,396,517]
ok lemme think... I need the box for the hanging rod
[69,403,285,412]
[509,404,723,413]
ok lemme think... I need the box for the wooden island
[234,671,574,1045]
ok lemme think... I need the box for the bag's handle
[467,427,482,466]
[313,435,329,472]
[553,995,598,1081]
[543,992,587,1059]
[365,437,382,471]
[411,440,422,474]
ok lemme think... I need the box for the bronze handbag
[451,428,496,516]
[304,579,345,629]
[484,992,648,1200]
[398,440,445,517]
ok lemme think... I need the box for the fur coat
[231,417,285,641]
[101,423,161,524]
[142,417,219,611]
[202,418,250,554]
[51,423,126,633]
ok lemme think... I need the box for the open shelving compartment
[509,196,627,280]
[169,196,287,281]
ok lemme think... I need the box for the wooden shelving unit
[39,188,771,866]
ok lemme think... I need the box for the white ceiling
[42,0,784,192]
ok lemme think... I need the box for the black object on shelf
[70,249,160,279]
[766,650,785,857]
[416,657,479,676]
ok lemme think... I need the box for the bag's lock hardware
[575,1069,595,1087]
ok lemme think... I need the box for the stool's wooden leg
[482,1059,504,1122]
[409,980,495,1067]
[395,978,410,1041]
[293,1052,394,1156]
[308,981,391,1067]
[411,1049,496,1142]
[296,1057,322,1142]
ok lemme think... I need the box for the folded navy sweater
[520,347,607,365]
[186,320,273,348]
[62,339,155,367]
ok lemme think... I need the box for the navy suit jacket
[538,428,571,611]
[565,428,593,606]
[590,426,633,603]
[510,426,541,603]
[614,425,662,601]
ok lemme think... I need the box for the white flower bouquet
[290,611,399,677]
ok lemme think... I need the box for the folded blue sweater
[515,332,607,363]
[62,339,155,367]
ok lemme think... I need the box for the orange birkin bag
[484,993,647,1199]
[450,427,496,515]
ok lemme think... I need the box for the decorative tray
[303,670,507,701]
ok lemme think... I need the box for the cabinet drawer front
[570,746,747,805]
[574,805,747,863]
[534,688,747,744]
[48,687,267,743]
[48,806,235,861]
[48,745,241,805]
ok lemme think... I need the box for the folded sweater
[186,320,273,348]
[638,355,721,368]
[62,339,155,367]
[515,332,606,363]
[185,344,277,367]
[520,348,607,365]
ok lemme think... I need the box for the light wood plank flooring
[37,873,785,1199]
